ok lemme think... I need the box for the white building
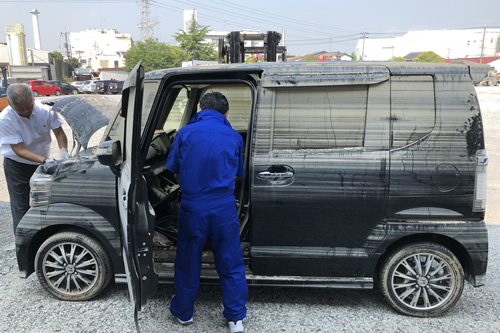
[69,29,132,71]
[356,28,500,61]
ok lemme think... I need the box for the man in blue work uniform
[166,91,247,333]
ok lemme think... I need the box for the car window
[197,84,252,132]
[162,86,188,132]
[269,85,368,150]
[34,81,42,86]
[390,75,435,149]
[103,80,160,143]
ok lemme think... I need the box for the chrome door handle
[257,171,294,180]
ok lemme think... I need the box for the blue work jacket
[166,109,245,201]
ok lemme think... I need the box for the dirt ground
[0,88,499,224]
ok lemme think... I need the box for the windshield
[102,80,161,142]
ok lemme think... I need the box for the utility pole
[361,32,367,60]
[480,25,486,64]
[64,29,71,59]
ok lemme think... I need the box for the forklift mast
[218,31,287,64]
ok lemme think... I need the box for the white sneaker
[228,320,244,333]
[176,316,193,326]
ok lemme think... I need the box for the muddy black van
[15,61,489,319]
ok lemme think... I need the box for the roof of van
[144,61,489,84]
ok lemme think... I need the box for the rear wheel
[72,89,78,95]
[33,90,39,97]
[35,231,113,301]
[55,90,61,96]
[379,242,464,317]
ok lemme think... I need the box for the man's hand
[59,148,70,159]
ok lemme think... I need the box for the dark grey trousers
[4,158,38,231]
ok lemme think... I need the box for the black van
[16,61,489,319]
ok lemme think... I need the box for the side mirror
[96,139,122,176]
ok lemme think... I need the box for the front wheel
[55,90,61,96]
[35,231,113,301]
[379,242,464,317]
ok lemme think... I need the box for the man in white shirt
[0,83,69,230]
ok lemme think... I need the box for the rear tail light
[473,149,488,212]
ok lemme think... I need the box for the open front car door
[98,61,158,330]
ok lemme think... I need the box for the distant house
[403,52,423,61]
[69,29,132,72]
[318,52,353,61]
[445,56,500,72]
[297,51,353,61]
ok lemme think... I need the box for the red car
[23,80,62,97]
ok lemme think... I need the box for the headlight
[29,173,53,207]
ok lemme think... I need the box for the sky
[0,0,499,57]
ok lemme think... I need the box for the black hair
[200,92,229,115]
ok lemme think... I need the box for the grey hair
[7,83,33,106]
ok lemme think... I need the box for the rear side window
[391,76,435,149]
[272,85,368,150]
[34,81,42,86]
[198,84,253,132]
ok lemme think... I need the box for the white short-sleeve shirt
[0,101,63,165]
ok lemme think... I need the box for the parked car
[69,81,84,93]
[16,61,490,322]
[81,80,97,94]
[50,80,79,95]
[95,80,115,94]
[22,80,62,97]
[107,80,124,94]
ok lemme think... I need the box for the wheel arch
[374,233,474,286]
[17,204,124,278]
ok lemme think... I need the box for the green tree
[300,55,319,61]
[124,39,186,72]
[52,51,64,79]
[350,52,358,61]
[67,57,81,69]
[413,51,444,63]
[174,13,216,61]
[390,56,407,62]
[52,51,63,61]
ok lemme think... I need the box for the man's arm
[52,126,68,150]
[52,126,69,159]
[10,142,45,163]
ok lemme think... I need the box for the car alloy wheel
[33,90,39,97]
[380,242,464,317]
[35,231,113,301]
[55,90,61,96]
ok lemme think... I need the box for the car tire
[35,231,113,301]
[55,90,61,96]
[379,242,464,317]
[33,91,39,97]
[72,89,78,95]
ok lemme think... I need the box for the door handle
[257,171,294,180]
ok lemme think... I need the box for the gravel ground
[0,89,499,332]
[0,206,498,333]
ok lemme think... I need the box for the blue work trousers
[170,196,248,321]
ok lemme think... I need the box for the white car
[70,81,85,93]
[81,80,97,94]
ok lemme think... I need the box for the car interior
[135,82,254,266]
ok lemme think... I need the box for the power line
[161,0,351,37]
